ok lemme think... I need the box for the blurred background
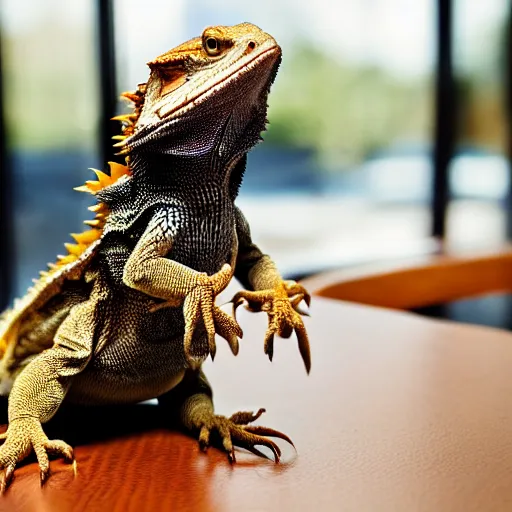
[0,0,511,325]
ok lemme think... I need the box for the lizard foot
[196,408,293,463]
[183,263,243,364]
[232,281,311,372]
[0,417,73,491]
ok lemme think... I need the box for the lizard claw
[0,417,74,491]
[1,464,14,493]
[194,408,293,463]
[290,294,310,316]
[213,306,243,355]
[183,264,243,364]
[40,468,49,486]
[264,328,275,362]
[229,408,266,424]
[231,281,312,373]
[282,280,311,308]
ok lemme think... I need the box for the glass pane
[448,0,510,252]
[2,0,100,297]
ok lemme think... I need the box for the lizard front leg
[232,207,311,372]
[158,369,292,462]
[123,209,242,364]
[0,292,99,490]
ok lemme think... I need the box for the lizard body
[0,22,311,489]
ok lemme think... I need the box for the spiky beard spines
[33,159,130,281]
[50,83,145,275]
[112,84,147,142]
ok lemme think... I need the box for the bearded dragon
[0,22,311,489]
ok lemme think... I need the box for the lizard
[0,22,311,489]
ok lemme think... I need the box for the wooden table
[2,297,512,511]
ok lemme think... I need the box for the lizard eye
[204,36,221,56]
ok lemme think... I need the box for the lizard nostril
[247,41,256,51]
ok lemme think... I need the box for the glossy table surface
[2,296,512,511]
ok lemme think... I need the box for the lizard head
[118,23,281,162]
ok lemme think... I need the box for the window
[1,0,510,301]
[2,0,99,297]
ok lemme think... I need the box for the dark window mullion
[0,21,13,309]
[96,0,119,167]
[432,0,456,239]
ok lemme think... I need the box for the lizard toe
[0,418,74,490]
[0,464,15,493]
[194,410,292,464]
[229,408,266,425]
[44,439,74,463]
[231,282,311,371]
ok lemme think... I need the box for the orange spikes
[84,219,101,227]
[71,230,101,245]
[74,185,95,194]
[84,180,103,193]
[87,203,108,216]
[90,168,111,188]
[57,254,78,266]
[64,243,85,256]
[74,162,128,196]
[120,91,140,103]
[108,161,130,180]
[112,114,136,123]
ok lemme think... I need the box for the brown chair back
[300,251,512,310]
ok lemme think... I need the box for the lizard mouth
[156,45,281,120]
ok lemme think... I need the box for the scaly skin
[0,22,311,490]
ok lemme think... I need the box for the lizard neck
[126,80,269,196]
[128,152,232,204]
[130,151,216,185]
